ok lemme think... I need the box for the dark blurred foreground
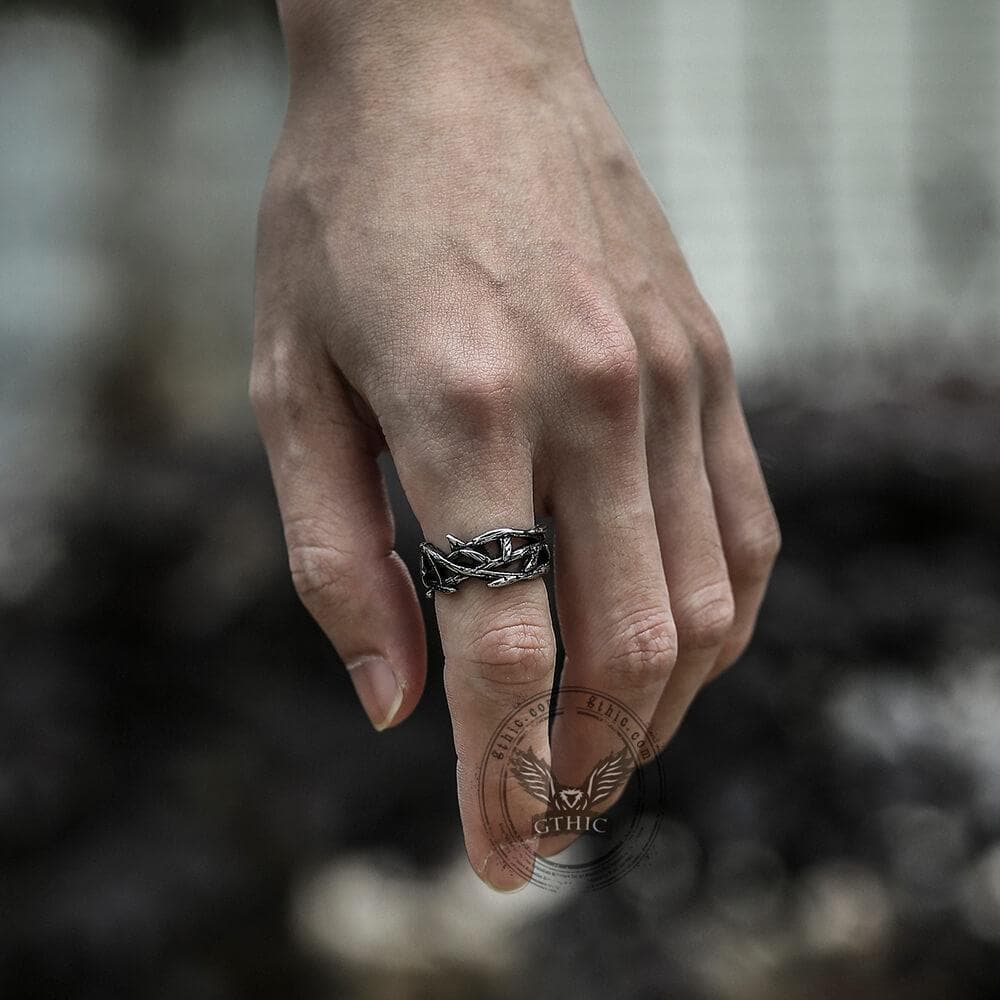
[2,342,999,1000]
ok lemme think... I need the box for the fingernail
[476,840,538,893]
[346,655,404,731]
[478,851,526,893]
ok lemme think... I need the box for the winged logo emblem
[509,746,635,816]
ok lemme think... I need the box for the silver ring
[419,524,551,597]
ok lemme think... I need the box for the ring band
[419,524,551,597]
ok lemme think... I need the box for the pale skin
[251,0,781,890]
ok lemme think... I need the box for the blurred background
[2,1,999,997]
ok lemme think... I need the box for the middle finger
[545,347,678,837]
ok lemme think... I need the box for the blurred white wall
[0,13,284,467]
[574,0,1000,373]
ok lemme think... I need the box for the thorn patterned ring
[418,524,551,597]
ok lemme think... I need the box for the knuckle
[674,581,736,651]
[716,628,753,674]
[248,335,309,422]
[694,322,735,400]
[287,534,356,609]
[565,321,642,422]
[696,320,733,374]
[433,357,520,439]
[644,334,697,396]
[440,367,513,412]
[731,510,783,580]
[248,363,275,417]
[461,606,555,690]
[623,277,668,333]
[694,316,733,377]
[603,607,678,687]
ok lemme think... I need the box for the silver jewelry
[419,524,550,597]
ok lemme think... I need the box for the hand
[250,0,780,890]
